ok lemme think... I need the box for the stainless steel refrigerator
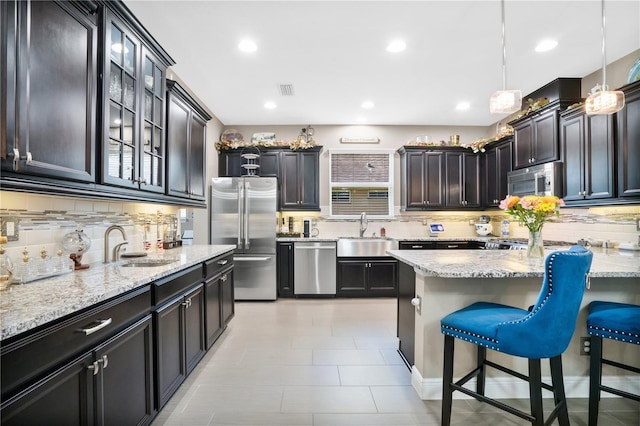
[210,177,277,300]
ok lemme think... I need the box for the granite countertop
[388,247,640,279]
[0,244,235,341]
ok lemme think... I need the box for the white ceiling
[125,1,640,127]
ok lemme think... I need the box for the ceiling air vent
[279,84,294,96]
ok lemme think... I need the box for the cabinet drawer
[1,285,151,400]
[154,263,203,306]
[204,252,234,280]
[399,241,435,250]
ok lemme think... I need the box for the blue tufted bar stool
[440,245,593,426]
[587,301,640,426]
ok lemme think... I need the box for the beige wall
[582,49,640,96]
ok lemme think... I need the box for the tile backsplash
[1,191,182,266]
[1,191,638,268]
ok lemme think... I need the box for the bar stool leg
[528,359,544,426]
[550,355,570,426]
[476,345,486,397]
[588,335,603,426]
[442,335,455,426]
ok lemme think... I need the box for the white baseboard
[411,366,640,400]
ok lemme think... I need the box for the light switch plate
[1,216,19,242]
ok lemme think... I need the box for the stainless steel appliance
[210,177,277,300]
[294,241,336,296]
[507,162,563,197]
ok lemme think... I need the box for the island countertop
[387,247,640,279]
[0,244,235,341]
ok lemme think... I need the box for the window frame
[328,148,395,219]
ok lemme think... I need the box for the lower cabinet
[336,258,398,297]
[155,283,205,409]
[276,242,294,297]
[0,251,236,425]
[397,261,416,368]
[205,265,234,348]
[1,315,155,426]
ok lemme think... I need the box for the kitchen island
[387,247,640,400]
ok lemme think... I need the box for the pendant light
[490,0,522,114]
[585,0,625,115]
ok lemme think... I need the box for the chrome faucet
[359,212,368,237]
[104,225,128,263]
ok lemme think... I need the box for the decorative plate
[627,58,640,84]
[221,128,244,143]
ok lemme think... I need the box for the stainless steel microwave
[507,162,563,197]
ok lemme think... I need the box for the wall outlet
[580,336,591,356]
[0,216,19,242]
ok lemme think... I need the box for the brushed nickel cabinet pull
[88,361,100,375]
[77,318,112,335]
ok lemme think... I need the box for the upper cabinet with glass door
[102,6,174,193]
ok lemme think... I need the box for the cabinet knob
[24,151,33,165]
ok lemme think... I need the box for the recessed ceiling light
[264,101,277,110]
[456,102,470,111]
[386,39,406,53]
[535,39,558,53]
[361,101,375,109]
[238,39,257,53]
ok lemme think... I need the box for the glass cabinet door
[140,49,165,193]
[105,20,139,188]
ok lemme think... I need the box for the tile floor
[151,298,639,426]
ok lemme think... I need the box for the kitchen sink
[121,259,176,267]
[337,238,398,257]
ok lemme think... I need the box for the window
[329,149,394,218]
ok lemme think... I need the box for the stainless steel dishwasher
[294,241,336,296]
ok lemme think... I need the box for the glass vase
[527,230,544,258]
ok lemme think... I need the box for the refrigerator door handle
[244,187,250,250]
[237,181,244,249]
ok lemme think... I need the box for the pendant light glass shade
[490,0,521,114]
[490,90,522,114]
[585,89,625,114]
[585,0,625,115]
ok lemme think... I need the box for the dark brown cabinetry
[166,80,211,203]
[204,252,235,348]
[397,261,415,368]
[512,108,560,169]
[280,150,320,210]
[616,80,640,199]
[0,286,154,426]
[218,147,321,210]
[1,0,97,182]
[154,266,206,409]
[399,146,480,210]
[560,106,614,204]
[399,147,444,209]
[276,242,295,297]
[484,138,513,207]
[218,150,279,177]
[101,8,173,193]
[336,258,398,297]
[509,78,581,170]
[445,151,481,208]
